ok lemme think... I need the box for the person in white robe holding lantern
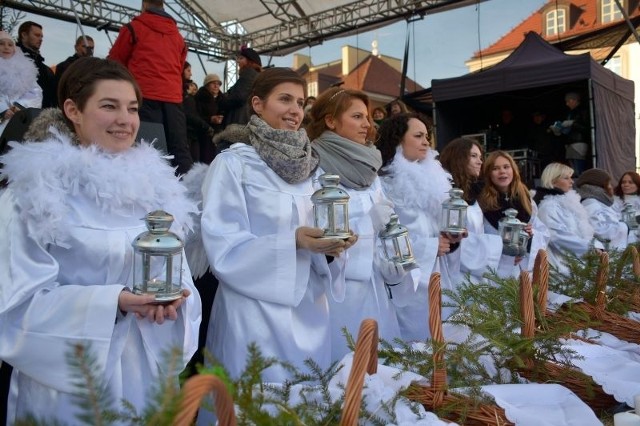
[377,113,463,340]
[0,57,200,424]
[306,87,410,359]
[199,68,356,385]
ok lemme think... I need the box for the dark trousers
[139,100,193,176]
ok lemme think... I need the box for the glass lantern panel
[133,251,183,295]
[333,203,348,233]
[314,204,330,231]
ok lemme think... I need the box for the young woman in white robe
[376,113,462,341]
[199,68,356,384]
[478,151,549,279]
[613,171,640,213]
[0,31,42,136]
[438,137,502,285]
[575,168,630,251]
[0,57,200,424]
[306,88,409,358]
[533,163,601,275]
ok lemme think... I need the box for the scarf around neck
[577,183,614,207]
[312,130,382,189]
[247,115,319,184]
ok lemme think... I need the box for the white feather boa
[382,147,452,216]
[541,189,595,241]
[1,126,198,247]
[0,50,39,105]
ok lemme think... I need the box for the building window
[605,55,622,76]
[308,81,318,98]
[546,9,566,36]
[602,0,623,24]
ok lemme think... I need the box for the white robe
[483,200,550,279]
[613,194,640,214]
[458,201,502,284]
[581,197,629,251]
[380,149,461,341]
[200,144,345,384]
[537,190,597,275]
[0,49,42,136]
[318,170,407,360]
[0,132,200,424]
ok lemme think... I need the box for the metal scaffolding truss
[1,0,478,60]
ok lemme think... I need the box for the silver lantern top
[311,174,350,204]
[132,210,183,255]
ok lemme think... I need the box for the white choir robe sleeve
[537,199,594,260]
[582,198,629,251]
[0,196,120,393]
[201,152,328,307]
[459,203,502,283]
[523,205,550,271]
[14,83,43,109]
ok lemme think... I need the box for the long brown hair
[478,150,532,215]
[306,87,375,142]
[439,137,483,203]
[614,171,640,199]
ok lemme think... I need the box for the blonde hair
[540,163,574,189]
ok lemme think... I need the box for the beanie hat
[239,46,262,67]
[0,31,12,41]
[203,74,222,86]
[575,168,611,189]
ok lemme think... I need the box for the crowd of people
[2,1,640,424]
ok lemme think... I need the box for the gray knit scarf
[247,115,319,184]
[312,131,382,189]
[577,183,614,207]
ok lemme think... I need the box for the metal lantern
[498,208,530,257]
[311,174,351,239]
[621,203,639,230]
[132,210,184,302]
[378,214,418,272]
[440,188,468,235]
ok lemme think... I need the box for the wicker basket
[174,319,379,426]
[516,267,618,411]
[609,245,640,313]
[404,273,513,426]
[535,249,640,346]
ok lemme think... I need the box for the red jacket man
[108,0,193,175]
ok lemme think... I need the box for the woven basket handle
[632,245,640,279]
[175,374,237,426]
[428,272,447,406]
[594,250,609,311]
[519,270,536,370]
[532,249,549,313]
[340,318,379,426]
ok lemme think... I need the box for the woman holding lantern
[376,113,462,341]
[439,137,502,284]
[199,68,356,385]
[478,151,549,278]
[0,57,200,423]
[306,87,411,357]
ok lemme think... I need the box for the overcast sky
[5,0,547,90]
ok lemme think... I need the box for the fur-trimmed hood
[212,124,249,147]
[539,189,595,241]
[1,110,198,247]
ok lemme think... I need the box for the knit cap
[239,46,262,67]
[575,168,611,188]
[203,74,222,86]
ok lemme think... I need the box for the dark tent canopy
[431,31,635,180]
